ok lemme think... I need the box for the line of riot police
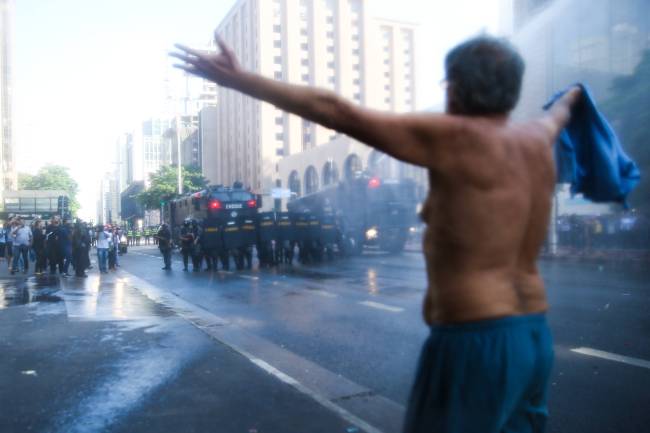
[162,177,418,271]
[168,210,351,272]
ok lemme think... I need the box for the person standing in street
[71,223,90,278]
[6,219,16,271]
[59,220,73,277]
[11,219,32,275]
[32,219,47,276]
[179,219,194,271]
[95,225,111,274]
[0,222,7,268]
[172,34,582,432]
[46,217,64,275]
[157,223,172,270]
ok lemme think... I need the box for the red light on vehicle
[247,199,257,208]
[368,177,381,189]
[209,200,222,210]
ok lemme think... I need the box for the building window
[274,40,282,48]
[273,25,282,33]
[327,31,334,38]
[301,28,308,36]
[274,71,283,80]
[301,59,309,66]
[301,43,309,50]
[274,56,282,64]
[302,74,310,82]
[276,133,284,141]
[275,116,283,125]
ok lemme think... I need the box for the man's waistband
[430,313,547,333]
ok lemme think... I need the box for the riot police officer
[156,223,172,270]
[179,219,194,271]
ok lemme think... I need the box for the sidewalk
[0,272,359,433]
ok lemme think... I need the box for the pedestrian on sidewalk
[156,223,172,270]
[11,219,32,275]
[95,225,111,274]
[32,219,47,275]
[172,34,584,433]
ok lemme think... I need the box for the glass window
[35,198,52,211]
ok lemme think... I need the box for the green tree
[18,165,80,215]
[137,165,209,209]
[601,49,650,212]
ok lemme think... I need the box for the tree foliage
[601,49,650,212]
[18,165,80,215]
[136,165,209,209]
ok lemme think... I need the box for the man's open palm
[171,32,242,88]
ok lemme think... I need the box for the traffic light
[57,195,70,217]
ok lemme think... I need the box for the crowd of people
[555,212,650,252]
[0,217,126,277]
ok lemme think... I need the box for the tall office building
[211,0,417,193]
[0,0,16,198]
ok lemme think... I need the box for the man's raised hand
[170,32,242,88]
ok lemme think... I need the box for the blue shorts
[404,314,554,433]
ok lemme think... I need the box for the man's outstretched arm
[539,86,582,140]
[171,36,456,168]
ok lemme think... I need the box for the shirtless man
[172,34,580,433]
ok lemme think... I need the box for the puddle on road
[0,277,63,309]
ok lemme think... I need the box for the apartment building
[211,0,419,195]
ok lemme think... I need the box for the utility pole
[176,114,182,195]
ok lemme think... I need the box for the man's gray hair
[445,35,525,115]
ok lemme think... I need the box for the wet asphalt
[0,247,649,433]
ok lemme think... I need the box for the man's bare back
[420,117,556,324]
[172,33,582,432]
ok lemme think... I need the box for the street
[1,247,649,433]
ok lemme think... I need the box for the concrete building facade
[210,0,420,196]
[0,0,16,198]
[509,0,649,119]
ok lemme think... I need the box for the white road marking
[312,290,338,298]
[359,301,404,313]
[239,275,259,281]
[121,271,386,433]
[249,357,383,433]
[571,347,650,370]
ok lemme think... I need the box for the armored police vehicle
[165,184,261,270]
[287,175,418,255]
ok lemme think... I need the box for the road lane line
[571,347,650,370]
[121,270,388,433]
[312,290,338,298]
[359,301,404,313]
[239,275,259,281]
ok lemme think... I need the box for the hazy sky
[13,0,501,220]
